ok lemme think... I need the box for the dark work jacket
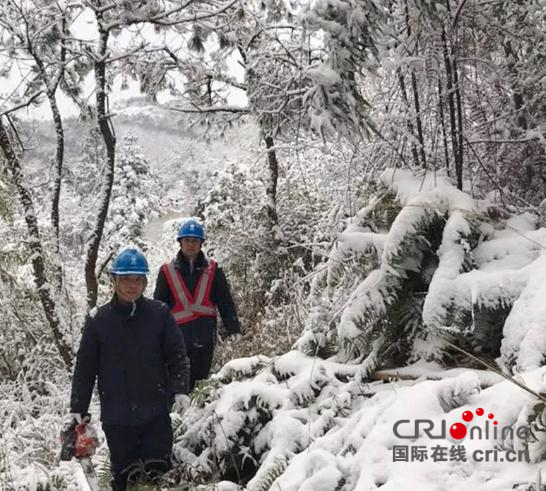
[153,251,240,351]
[70,295,190,426]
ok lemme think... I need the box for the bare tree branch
[0,90,44,117]
[169,105,250,113]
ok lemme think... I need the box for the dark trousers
[102,413,173,491]
[188,346,214,390]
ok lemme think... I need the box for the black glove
[60,413,90,461]
[60,414,78,461]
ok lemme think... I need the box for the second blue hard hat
[177,219,205,241]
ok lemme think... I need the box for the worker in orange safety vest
[154,219,241,390]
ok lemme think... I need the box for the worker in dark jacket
[154,219,240,390]
[66,248,190,491]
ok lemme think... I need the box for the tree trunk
[411,69,427,168]
[264,134,279,229]
[48,90,65,292]
[438,79,450,175]
[403,0,426,169]
[262,133,282,304]
[503,40,528,132]
[443,0,464,189]
[452,55,464,189]
[397,68,420,168]
[26,17,67,293]
[85,21,116,310]
[441,28,462,189]
[0,117,73,369]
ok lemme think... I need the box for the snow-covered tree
[168,167,546,489]
[107,136,161,245]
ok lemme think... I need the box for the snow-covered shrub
[1,373,83,489]
[0,217,74,381]
[203,139,362,367]
[174,355,546,490]
[172,350,360,487]
[296,170,453,375]
[0,239,27,379]
[293,168,546,377]
[176,166,546,487]
[203,161,269,317]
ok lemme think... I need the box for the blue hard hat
[177,219,205,241]
[111,248,149,275]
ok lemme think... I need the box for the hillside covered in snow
[3,0,546,489]
[6,166,546,490]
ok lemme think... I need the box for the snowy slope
[176,353,546,491]
[171,168,546,490]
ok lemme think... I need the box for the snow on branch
[298,167,546,377]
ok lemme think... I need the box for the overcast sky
[1,6,247,121]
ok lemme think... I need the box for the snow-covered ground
[5,118,546,490]
[177,353,546,491]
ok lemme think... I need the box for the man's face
[180,237,202,260]
[114,275,147,303]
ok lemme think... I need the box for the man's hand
[227,333,242,343]
[60,413,82,461]
[172,394,191,414]
[63,413,81,430]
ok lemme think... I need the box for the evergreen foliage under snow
[166,169,546,490]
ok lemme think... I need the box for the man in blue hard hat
[65,248,190,490]
[154,219,241,390]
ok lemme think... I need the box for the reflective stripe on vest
[162,259,217,324]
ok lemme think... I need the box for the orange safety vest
[161,259,217,325]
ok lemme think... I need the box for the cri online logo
[450,408,497,439]
[393,407,531,441]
